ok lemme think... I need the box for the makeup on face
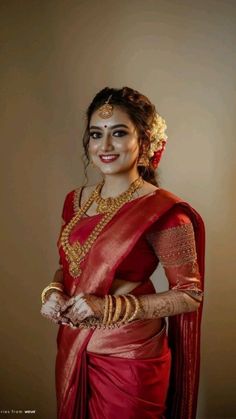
[88,107,140,171]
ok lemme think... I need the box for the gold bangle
[106,295,113,326]
[49,281,64,288]
[112,296,122,325]
[119,295,132,325]
[102,295,109,326]
[127,294,140,322]
[41,285,64,304]
[48,284,64,292]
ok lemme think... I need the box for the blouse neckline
[80,188,160,219]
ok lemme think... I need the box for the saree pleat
[73,350,88,419]
[87,348,171,419]
[56,329,92,418]
[55,188,205,419]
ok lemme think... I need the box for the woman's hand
[59,293,104,326]
[40,291,71,325]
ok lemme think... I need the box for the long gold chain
[60,176,144,278]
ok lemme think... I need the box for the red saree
[55,188,205,419]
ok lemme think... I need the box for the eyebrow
[89,124,129,130]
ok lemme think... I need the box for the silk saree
[55,187,205,419]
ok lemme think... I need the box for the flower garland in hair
[148,113,168,169]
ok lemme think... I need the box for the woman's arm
[138,208,203,320]
[138,289,201,320]
[44,188,74,301]
[41,267,64,302]
[54,267,64,283]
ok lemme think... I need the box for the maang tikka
[98,94,113,118]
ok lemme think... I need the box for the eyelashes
[89,132,101,139]
[89,130,128,139]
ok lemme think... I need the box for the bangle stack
[78,293,142,330]
[41,281,64,304]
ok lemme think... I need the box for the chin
[99,167,121,175]
[94,158,137,176]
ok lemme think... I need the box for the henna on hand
[40,291,70,325]
[138,290,201,320]
[60,294,104,326]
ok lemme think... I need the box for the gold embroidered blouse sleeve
[137,209,204,320]
[146,221,203,300]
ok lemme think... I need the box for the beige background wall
[1,1,235,418]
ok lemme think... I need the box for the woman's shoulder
[145,203,194,242]
[156,186,184,204]
[158,204,193,229]
[153,187,204,233]
[64,184,97,212]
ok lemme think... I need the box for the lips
[99,154,119,163]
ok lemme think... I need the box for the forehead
[90,106,134,128]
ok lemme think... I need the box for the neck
[100,169,141,198]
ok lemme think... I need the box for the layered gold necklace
[60,176,144,278]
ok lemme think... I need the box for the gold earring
[137,153,150,167]
[137,141,150,168]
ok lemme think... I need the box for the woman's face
[88,106,140,175]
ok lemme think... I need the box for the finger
[62,308,79,324]
[76,300,94,320]
[66,303,88,324]
[74,297,87,313]
[60,293,84,313]
[58,320,70,326]
[41,305,61,321]
[58,304,72,316]
[60,296,87,323]
[41,301,58,311]
[41,304,57,317]
[57,315,70,324]
[60,297,76,312]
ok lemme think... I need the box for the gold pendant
[69,261,82,278]
[97,198,113,213]
[72,243,83,255]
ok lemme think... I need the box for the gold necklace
[60,176,144,278]
[94,177,144,214]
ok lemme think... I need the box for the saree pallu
[55,188,205,419]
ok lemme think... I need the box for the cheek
[88,141,98,154]
[119,138,139,153]
[127,139,140,154]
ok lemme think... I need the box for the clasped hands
[40,291,104,328]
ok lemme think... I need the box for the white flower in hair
[148,113,168,159]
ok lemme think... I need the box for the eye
[89,131,101,139]
[113,130,127,137]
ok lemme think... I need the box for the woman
[40,86,205,419]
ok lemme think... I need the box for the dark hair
[81,86,160,186]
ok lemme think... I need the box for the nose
[100,132,114,152]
